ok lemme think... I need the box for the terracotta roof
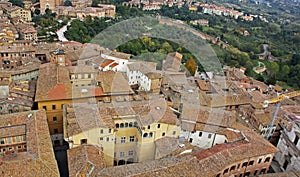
[65,103,115,137]
[0,110,59,176]
[36,64,106,102]
[100,59,114,68]
[154,137,180,159]
[98,131,278,177]
[96,71,133,94]
[67,145,106,177]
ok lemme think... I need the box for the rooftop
[0,110,59,176]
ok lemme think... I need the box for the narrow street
[56,20,73,42]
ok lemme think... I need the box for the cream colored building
[63,95,181,166]
[2,6,32,22]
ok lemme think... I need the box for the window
[189,138,193,143]
[116,124,119,128]
[42,106,47,110]
[114,138,117,144]
[242,162,248,168]
[223,168,229,174]
[114,152,116,158]
[16,136,20,142]
[208,134,212,139]
[18,145,22,149]
[157,124,160,128]
[216,174,220,177]
[128,150,134,156]
[264,157,271,163]
[121,137,126,143]
[148,125,150,129]
[0,138,4,144]
[120,152,125,157]
[106,137,109,142]
[294,135,299,145]
[23,135,26,141]
[81,139,87,145]
[120,123,124,128]
[199,132,202,137]
[230,165,236,171]
[53,117,57,121]
[244,172,250,177]
[108,129,112,133]
[99,137,103,141]
[260,168,266,174]
[258,158,262,164]
[52,105,56,110]
[130,136,135,142]
[54,128,58,134]
[254,170,258,176]
[173,131,176,135]
[100,129,104,134]
[143,133,148,138]
[248,160,254,166]
[162,132,165,136]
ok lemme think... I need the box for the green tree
[9,0,24,7]
[92,0,100,7]
[64,0,72,6]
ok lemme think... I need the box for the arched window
[125,123,128,127]
[143,133,148,138]
[120,123,124,128]
[116,123,119,128]
[129,122,133,127]
[149,132,153,137]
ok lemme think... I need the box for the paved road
[56,20,73,42]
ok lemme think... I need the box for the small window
[230,165,236,171]
[254,170,258,175]
[248,160,254,166]
[99,137,103,141]
[42,106,47,110]
[52,105,56,110]
[114,152,116,158]
[173,131,176,135]
[189,138,193,143]
[258,158,262,164]
[157,124,160,128]
[264,157,271,163]
[120,151,125,157]
[106,137,109,142]
[223,168,229,174]
[260,168,266,174]
[108,129,112,133]
[208,134,212,139]
[81,139,87,145]
[121,137,126,143]
[199,132,202,137]
[53,117,57,121]
[130,136,135,142]
[128,150,134,156]
[162,132,165,136]
[0,138,4,144]
[242,162,248,168]
[54,128,58,134]
[148,125,150,129]
[100,129,104,134]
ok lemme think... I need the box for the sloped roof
[67,145,106,177]
[97,131,278,177]
[0,110,59,176]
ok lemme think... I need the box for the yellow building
[35,51,134,146]
[63,96,181,167]
[2,6,32,22]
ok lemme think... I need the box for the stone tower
[40,0,63,13]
